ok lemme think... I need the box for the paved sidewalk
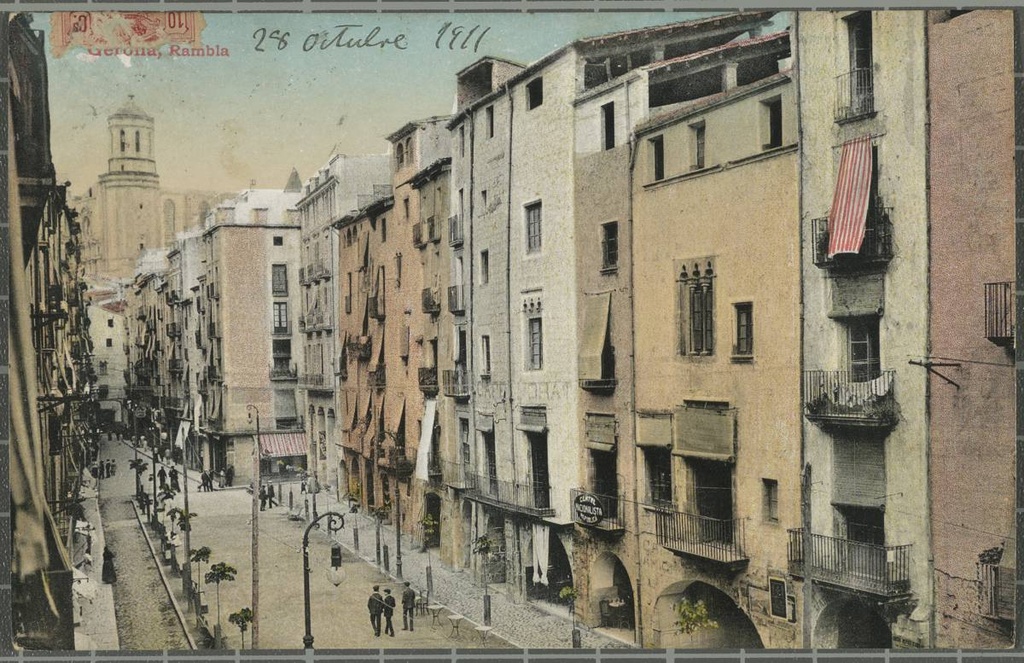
[73,475,120,650]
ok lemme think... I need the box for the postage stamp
[49,12,206,58]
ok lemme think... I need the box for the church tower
[94,95,161,277]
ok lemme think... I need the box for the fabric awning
[673,406,736,461]
[451,324,461,363]
[833,437,884,507]
[584,413,616,453]
[827,136,873,258]
[360,232,370,270]
[415,399,437,481]
[578,292,611,380]
[393,397,406,437]
[636,412,673,448]
[475,414,494,433]
[349,392,359,431]
[376,327,386,366]
[260,432,306,458]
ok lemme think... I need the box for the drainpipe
[625,76,645,647]
[922,14,937,650]
[793,11,813,650]
[1015,8,1024,645]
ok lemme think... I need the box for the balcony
[811,207,893,269]
[788,529,911,597]
[347,336,372,361]
[418,367,439,395]
[368,295,385,321]
[448,285,465,315]
[206,365,220,381]
[979,562,1015,621]
[570,488,625,534]
[440,460,469,489]
[299,373,327,389]
[449,214,464,247]
[369,364,387,390]
[803,370,898,429]
[835,67,875,123]
[427,216,442,243]
[299,266,308,285]
[166,322,181,338]
[269,364,298,381]
[272,323,292,336]
[412,223,425,248]
[298,315,306,331]
[426,453,443,485]
[464,472,555,518]
[168,359,184,373]
[442,367,471,399]
[384,447,415,478]
[655,509,748,570]
[985,282,1014,347]
[421,288,441,315]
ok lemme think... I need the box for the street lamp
[301,511,345,650]
[247,404,261,649]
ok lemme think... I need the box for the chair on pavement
[598,599,611,628]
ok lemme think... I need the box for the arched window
[135,130,141,153]
[395,142,404,168]
[119,129,126,152]
[405,138,414,164]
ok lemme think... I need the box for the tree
[472,534,493,597]
[168,507,197,532]
[129,458,148,498]
[205,561,237,643]
[228,607,254,649]
[675,598,718,637]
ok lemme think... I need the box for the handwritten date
[252,23,490,54]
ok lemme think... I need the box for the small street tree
[129,458,148,499]
[228,607,254,649]
[472,534,493,596]
[205,561,237,647]
[675,598,718,640]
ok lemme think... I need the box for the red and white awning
[827,136,873,258]
[259,433,306,458]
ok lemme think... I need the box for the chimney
[722,62,739,91]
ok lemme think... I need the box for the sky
[32,11,760,197]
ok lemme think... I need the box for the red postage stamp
[49,12,207,57]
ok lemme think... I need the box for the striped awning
[260,432,306,458]
[827,136,873,258]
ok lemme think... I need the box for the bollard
[289,488,293,510]
[426,566,433,601]
[353,526,360,551]
[383,544,390,573]
[483,594,491,626]
[572,628,582,648]
[214,623,222,649]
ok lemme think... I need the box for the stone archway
[589,552,635,631]
[654,580,764,649]
[814,596,892,648]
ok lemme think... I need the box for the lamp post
[151,425,159,526]
[394,478,403,580]
[247,404,261,649]
[301,511,345,650]
[181,423,193,602]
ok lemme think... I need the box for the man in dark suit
[367,585,384,637]
[401,581,417,631]
[382,588,397,637]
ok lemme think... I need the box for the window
[381,218,387,243]
[395,253,402,289]
[678,260,715,355]
[525,202,542,254]
[526,77,543,109]
[844,12,874,118]
[396,142,405,168]
[601,102,615,150]
[481,335,491,376]
[459,126,465,158]
[528,317,543,370]
[601,222,618,270]
[848,317,881,382]
[486,105,495,138]
[734,303,753,356]
[481,189,488,211]
[106,338,113,348]
[768,578,788,619]
[135,130,141,153]
[98,361,108,375]
[403,197,410,221]
[273,236,283,246]
[107,318,114,328]
[763,98,783,149]
[119,129,126,152]
[273,302,289,333]
[645,447,672,505]
[271,264,288,296]
[763,479,779,522]
[650,136,665,181]
[480,250,490,284]
[691,122,706,170]
[346,273,353,314]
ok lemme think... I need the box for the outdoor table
[427,604,444,629]
[447,614,464,640]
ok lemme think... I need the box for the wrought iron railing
[299,373,327,388]
[835,67,875,122]
[464,472,554,517]
[421,288,441,315]
[442,367,470,399]
[269,364,298,380]
[369,364,387,389]
[569,488,625,532]
[811,206,893,268]
[448,285,465,315]
[418,367,438,394]
[803,369,897,428]
[654,509,747,565]
[984,282,1013,346]
[346,336,372,361]
[449,214,464,246]
[788,529,911,596]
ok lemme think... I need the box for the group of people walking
[258,483,279,511]
[156,465,181,492]
[367,582,418,637]
[91,459,117,479]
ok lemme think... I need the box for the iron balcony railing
[569,488,625,532]
[449,214,464,246]
[269,364,298,380]
[412,223,425,248]
[788,529,911,597]
[427,216,442,243]
[421,288,441,315]
[464,472,554,517]
[654,509,748,567]
[442,367,470,399]
[835,67,875,122]
[418,367,439,395]
[166,322,181,338]
[369,364,387,389]
[803,369,897,428]
[426,453,443,484]
[811,206,893,268]
[168,359,184,373]
[298,315,306,331]
[369,295,385,321]
[206,365,220,381]
[272,323,292,336]
[347,336,372,361]
[448,285,465,315]
[299,373,327,388]
[984,282,1014,347]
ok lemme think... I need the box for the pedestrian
[110,460,117,476]
[225,465,235,487]
[383,588,396,637]
[97,462,105,479]
[90,463,99,480]
[401,581,416,631]
[106,460,114,477]
[169,467,180,492]
[267,484,277,508]
[101,546,117,584]
[259,485,267,511]
[301,477,307,494]
[157,466,167,489]
[367,585,383,637]
[199,470,208,492]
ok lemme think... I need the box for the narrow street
[96,437,190,650]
